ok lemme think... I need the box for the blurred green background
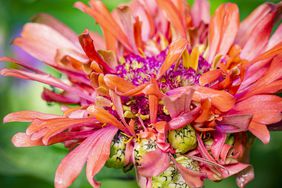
[0,0,281,187]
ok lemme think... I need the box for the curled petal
[211,129,227,160]
[157,38,188,79]
[163,88,194,118]
[137,148,170,177]
[79,31,115,73]
[103,74,135,93]
[193,86,235,112]
[12,132,43,147]
[217,114,252,133]
[171,156,205,188]
[168,106,201,130]
[199,69,222,86]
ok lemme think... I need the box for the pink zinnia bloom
[1,0,282,188]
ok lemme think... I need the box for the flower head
[1,0,282,188]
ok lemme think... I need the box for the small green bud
[106,133,128,169]
[225,134,235,145]
[175,155,200,172]
[168,125,197,154]
[134,138,157,166]
[152,165,189,188]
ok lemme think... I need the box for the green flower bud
[168,125,197,154]
[134,138,157,166]
[106,133,128,169]
[152,165,189,188]
[175,155,200,172]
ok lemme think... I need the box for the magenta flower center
[116,50,210,92]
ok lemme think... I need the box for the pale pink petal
[217,114,252,133]
[55,126,117,188]
[191,0,210,27]
[171,156,205,188]
[266,23,282,50]
[211,129,227,160]
[12,132,43,147]
[13,23,79,65]
[163,88,194,118]
[249,121,270,144]
[86,126,118,187]
[3,111,59,123]
[32,13,79,45]
[137,148,170,177]
[168,106,201,130]
[208,3,239,63]
[236,166,255,188]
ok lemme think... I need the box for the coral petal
[208,3,239,63]
[157,38,187,79]
[249,121,270,144]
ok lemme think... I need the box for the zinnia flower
[1,0,282,188]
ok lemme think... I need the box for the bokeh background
[0,0,281,187]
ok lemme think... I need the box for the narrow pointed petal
[267,23,282,50]
[0,68,93,102]
[251,42,282,64]
[157,38,187,79]
[0,56,44,74]
[240,5,277,60]
[156,0,186,37]
[148,95,158,124]
[114,6,138,53]
[3,111,59,123]
[55,127,115,188]
[103,74,135,93]
[207,3,239,63]
[87,105,128,133]
[199,69,222,86]
[79,31,115,73]
[74,1,133,52]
